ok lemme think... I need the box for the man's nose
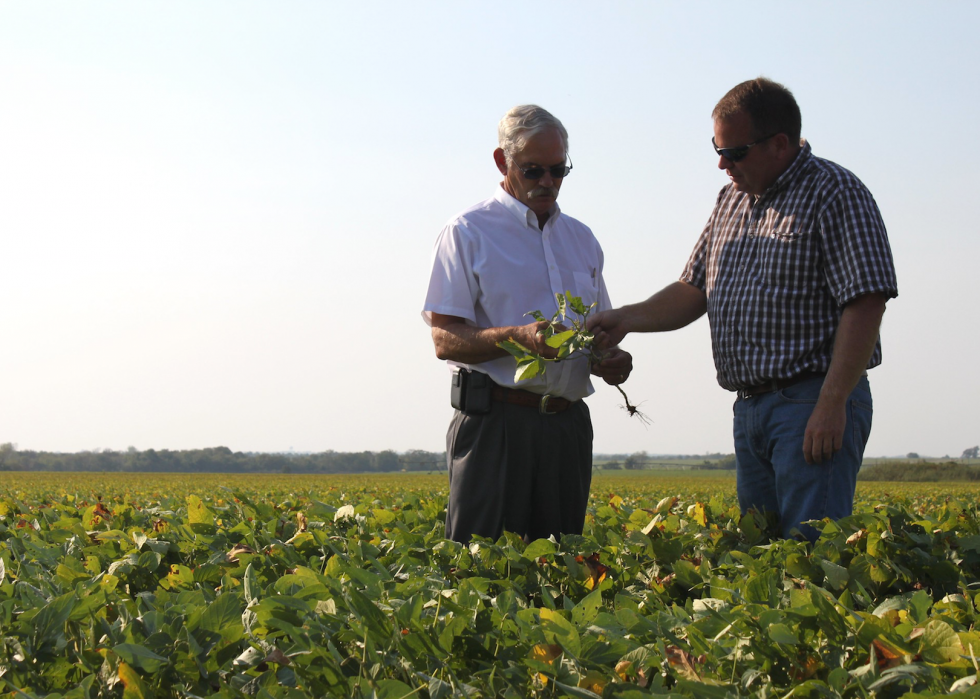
[717,155,731,170]
[538,171,556,187]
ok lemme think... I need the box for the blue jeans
[733,374,873,541]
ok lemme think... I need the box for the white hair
[497,105,569,165]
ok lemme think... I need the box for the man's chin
[729,179,755,195]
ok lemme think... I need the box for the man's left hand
[803,398,846,464]
[590,348,633,386]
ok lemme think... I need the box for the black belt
[736,371,825,400]
[491,385,576,414]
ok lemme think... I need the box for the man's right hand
[587,309,629,350]
[587,282,708,351]
[510,320,565,359]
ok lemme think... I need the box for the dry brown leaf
[227,544,256,562]
[665,645,702,682]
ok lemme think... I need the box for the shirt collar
[494,185,561,230]
[763,139,812,197]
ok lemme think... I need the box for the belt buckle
[539,395,556,415]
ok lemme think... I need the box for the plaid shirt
[682,142,898,392]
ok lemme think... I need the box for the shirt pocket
[769,228,808,242]
[572,270,599,310]
[760,229,818,291]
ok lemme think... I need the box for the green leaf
[515,358,544,382]
[114,643,170,673]
[807,587,849,643]
[540,607,581,657]
[346,586,393,638]
[744,569,780,605]
[920,619,964,664]
[244,562,262,606]
[566,292,588,316]
[545,329,576,348]
[819,559,849,590]
[498,338,531,358]
[32,591,76,646]
[571,589,603,626]
[672,559,704,592]
[136,550,162,572]
[372,680,418,699]
[767,623,799,645]
[551,679,601,699]
[523,538,557,559]
[69,588,108,622]
[196,592,244,643]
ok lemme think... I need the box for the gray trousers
[444,399,593,544]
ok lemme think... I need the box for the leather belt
[736,371,825,400]
[491,385,576,414]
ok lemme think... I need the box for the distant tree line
[0,443,445,474]
[858,460,980,482]
[596,451,736,471]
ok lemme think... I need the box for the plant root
[616,385,651,426]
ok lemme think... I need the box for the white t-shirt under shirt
[423,186,611,401]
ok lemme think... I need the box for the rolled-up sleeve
[819,185,899,306]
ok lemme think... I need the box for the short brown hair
[713,78,801,144]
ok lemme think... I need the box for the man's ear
[493,148,508,176]
[773,132,794,156]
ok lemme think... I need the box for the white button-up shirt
[423,186,611,400]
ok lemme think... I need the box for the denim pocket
[776,377,823,404]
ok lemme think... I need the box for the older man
[590,78,898,541]
[423,105,632,544]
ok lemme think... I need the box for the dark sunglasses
[711,133,777,162]
[517,156,572,180]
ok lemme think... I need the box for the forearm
[431,322,513,364]
[621,281,707,334]
[819,293,888,406]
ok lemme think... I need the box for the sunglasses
[517,156,572,180]
[711,133,777,162]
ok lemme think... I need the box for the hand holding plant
[497,291,648,422]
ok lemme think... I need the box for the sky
[1,2,977,459]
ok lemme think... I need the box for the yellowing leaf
[530,643,562,663]
[665,645,702,682]
[186,495,214,526]
[615,660,632,681]
[164,564,194,590]
[118,662,147,699]
[656,495,678,514]
[578,670,607,692]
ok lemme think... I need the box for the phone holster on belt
[450,369,492,415]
